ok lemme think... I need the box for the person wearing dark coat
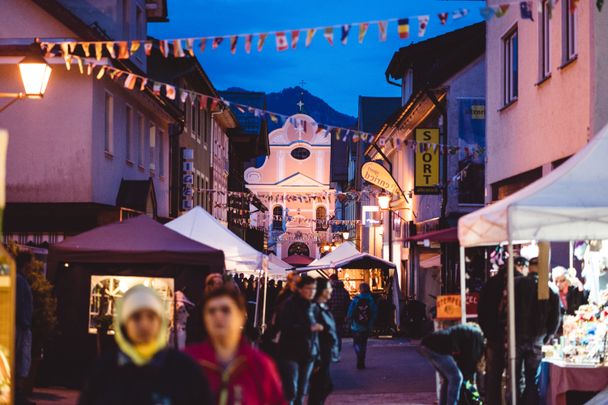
[514,258,561,405]
[326,275,350,354]
[275,275,321,405]
[79,285,211,405]
[477,257,526,405]
[308,279,339,405]
[419,324,485,405]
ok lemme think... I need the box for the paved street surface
[327,337,436,405]
[30,337,436,405]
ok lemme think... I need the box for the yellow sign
[361,161,401,195]
[414,128,440,194]
[436,294,462,320]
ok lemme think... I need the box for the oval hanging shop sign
[361,161,401,195]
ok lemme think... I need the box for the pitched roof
[385,22,485,92]
[115,178,157,216]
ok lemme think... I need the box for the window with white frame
[137,113,145,167]
[502,27,518,106]
[562,0,577,63]
[149,124,156,173]
[125,105,133,162]
[158,129,165,177]
[104,92,114,155]
[539,1,551,80]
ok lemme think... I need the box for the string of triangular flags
[40,8,478,58]
[61,58,486,154]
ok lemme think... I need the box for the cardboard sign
[414,128,440,195]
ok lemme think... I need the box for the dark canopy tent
[45,215,224,387]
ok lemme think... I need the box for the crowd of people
[75,269,380,405]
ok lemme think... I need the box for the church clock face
[290,147,311,160]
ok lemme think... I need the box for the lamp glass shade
[19,55,52,98]
[323,245,330,252]
[342,232,350,240]
[377,193,391,210]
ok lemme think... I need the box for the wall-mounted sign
[361,161,400,195]
[414,128,440,195]
[436,294,461,320]
[182,148,194,212]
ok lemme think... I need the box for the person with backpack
[346,283,377,369]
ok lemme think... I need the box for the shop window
[137,113,145,167]
[125,105,133,162]
[104,92,114,155]
[272,205,283,231]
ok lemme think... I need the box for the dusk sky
[149,0,484,117]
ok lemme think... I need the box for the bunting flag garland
[257,33,268,51]
[323,27,334,46]
[418,15,430,37]
[275,32,289,51]
[172,39,185,57]
[212,37,223,49]
[341,24,351,45]
[494,4,510,17]
[479,7,495,21]
[358,22,369,43]
[230,35,238,54]
[520,1,534,20]
[185,38,194,56]
[244,34,253,54]
[305,28,316,47]
[199,38,207,53]
[291,30,300,48]
[378,21,388,41]
[397,18,410,39]
[452,9,469,19]
[438,12,449,25]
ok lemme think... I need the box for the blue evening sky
[149,0,484,117]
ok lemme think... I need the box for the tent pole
[459,246,466,324]
[254,268,261,327]
[569,241,574,269]
[261,258,269,331]
[507,243,517,404]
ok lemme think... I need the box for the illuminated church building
[245,113,335,263]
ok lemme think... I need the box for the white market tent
[457,123,608,402]
[166,207,292,327]
[165,206,287,278]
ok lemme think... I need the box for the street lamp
[0,46,52,112]
[342,231,350,240]
[377,192,391,211]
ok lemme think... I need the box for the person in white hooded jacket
[78,285,211,405]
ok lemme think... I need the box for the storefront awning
[406,227,458,243]
[283,254,314,267]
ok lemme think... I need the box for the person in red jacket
[185,285,286,405]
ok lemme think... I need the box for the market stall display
[46,215,224,387]
[458,123,608,401]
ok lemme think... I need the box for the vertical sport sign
[414,128,440,194]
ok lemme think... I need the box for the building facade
[365,23,486,310]
[0,0,178,244]
[245,113,335,262]
[486,1,608,201]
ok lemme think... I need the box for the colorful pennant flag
[212,37,223,49]
[230,35,238,54]
[398,18,410,39]
[305,29,316,47]
[165,84,176,100]
[480,7,495,21]
[418,15,430,37]
[291,30,300,48]
[185,38,194,56]
[244,34,253,54]
[358,22,369,43]
[494,4,510,17]
[159,40,169,57]
[275,32,289,51]
[378,21,388,41]
[324,27,334,46]
[172,40,185,57]
[123,74,137,90]
[257,33,268,52]
[341,24,351,45]
[452,8,469,19]
[199,38,207,53]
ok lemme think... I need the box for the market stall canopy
[299,241,396,272]
[165,207,288,277]
[283,254,314,267]
[48,214,224,268]
[406,227,458,243]
[458,123,608,247]
[268,254,292,272]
